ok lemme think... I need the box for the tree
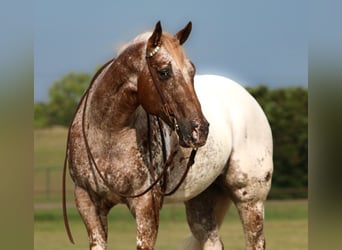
[34,102,50,128]
[48,72,91,126]
[247,85,308,198]
[34,72,91,127]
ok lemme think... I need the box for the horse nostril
[190,119,209,143]
[192,130,199,141]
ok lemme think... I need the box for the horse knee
[225,153,273,202]
[226,169,272,203]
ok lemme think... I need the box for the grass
[34,127,308,249]
[35,200,307,250]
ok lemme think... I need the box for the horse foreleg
[183,183,231,250]
[226,151,272,249]
[75,186,111,250]
[226,168,269,249]
[127,191,160,250]
[234,200,266,250]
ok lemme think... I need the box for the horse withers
[63,21,273,250]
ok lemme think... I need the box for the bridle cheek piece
[146,42,180,131]
[144,42,197,196]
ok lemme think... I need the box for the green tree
[34,102,50,128]
[34,72,90,127]
[247,85,308,198]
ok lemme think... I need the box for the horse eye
[157,68,171,80]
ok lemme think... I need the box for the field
[34,127,307,249]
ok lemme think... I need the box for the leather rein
[62,43,197,243]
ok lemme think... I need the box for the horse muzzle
[177,118,209,148]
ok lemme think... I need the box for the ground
[35,200,307,250]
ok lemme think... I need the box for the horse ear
[175,21,192,45]
[148,21,162,47]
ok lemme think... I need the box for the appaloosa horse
[63,21,273,250]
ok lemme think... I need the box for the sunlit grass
[35,200,307,250]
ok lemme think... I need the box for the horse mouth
[176,119,209,148]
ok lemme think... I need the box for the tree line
[35,72,307,199]
[246,85,307,198]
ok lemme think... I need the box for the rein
[62,59,115,244]
[78,46,196,198]
[62,42,197,244]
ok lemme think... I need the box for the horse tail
[180,235,201,250]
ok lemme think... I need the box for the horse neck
[88,46,145,133]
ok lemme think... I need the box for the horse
[63,21,273,250]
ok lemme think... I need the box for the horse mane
[116,31,176,57]
[116,32,152,56]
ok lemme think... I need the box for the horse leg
[127,191,161,250]
[226,156,272,250]
[75,186,112,250]
[183,183,232,250]
[234,199,266,250]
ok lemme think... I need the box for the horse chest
[165,122,232,202]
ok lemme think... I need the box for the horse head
[138,21,209,148]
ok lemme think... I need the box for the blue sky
[34,0,307,102]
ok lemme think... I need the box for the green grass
[34,127,307,249]
[34,126,68,169]
[35,200,307,250]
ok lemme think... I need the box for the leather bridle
[145,44,180,132]
[145,42,197,196]
[62,42,197,243]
